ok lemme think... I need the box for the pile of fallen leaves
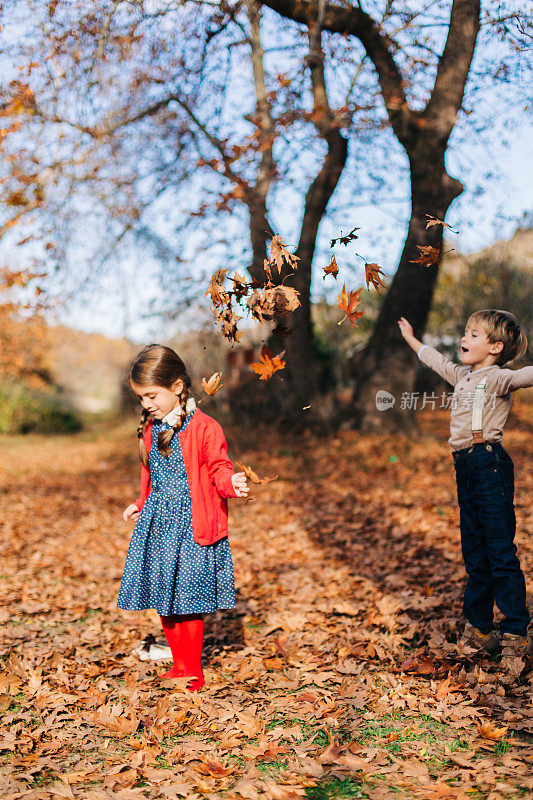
[0,392,532,799]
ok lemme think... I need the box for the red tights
[159,614,205,691]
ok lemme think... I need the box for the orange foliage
[0,304,52,387]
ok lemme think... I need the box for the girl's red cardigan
[133,409,238,545]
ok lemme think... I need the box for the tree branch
[261,0,415,147]
[423,0,481,145]
[244,0,276,277]
[297,22,348,262]
[246,0,276,202]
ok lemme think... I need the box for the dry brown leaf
[322,255,339,280]
[201,372,224,396]
[194,757,235,778]
[204,269,229,306]
[399,653,438,676]
[268,285,300,315]
[425,214,456,232]
[330,226,360,247]
[410,245,441,268]
[250,345,286,380]
[476,720,509,741]
[337,284,364,327]
[236,462,278,485]
[365,262,387,294]
[269,234,300,273]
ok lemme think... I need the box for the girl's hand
[123,503,140,522]
[232,472,250,498]
[397,317,414,341]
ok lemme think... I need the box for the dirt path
[1,400,532,799]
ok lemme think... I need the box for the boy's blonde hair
[467,309,528,366]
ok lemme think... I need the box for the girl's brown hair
[467,309,528,366]
[129,344,192,466]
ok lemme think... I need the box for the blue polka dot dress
[117,410,236,615]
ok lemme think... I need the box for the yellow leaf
[201,372,224,396]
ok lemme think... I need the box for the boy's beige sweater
[417,344,533,451]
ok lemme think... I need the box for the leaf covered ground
[1,395,533,800]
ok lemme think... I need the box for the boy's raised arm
[416,344,471,388]
[398,317,469,388]
[493,366,533,395]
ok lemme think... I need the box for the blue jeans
[453,442,530,636]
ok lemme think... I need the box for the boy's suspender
[471,377,488,444]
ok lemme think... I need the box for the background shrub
[0,381,82,434]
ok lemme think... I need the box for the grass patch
[255,758,288,777]
[29,771,56,788]
[306,776,368,800]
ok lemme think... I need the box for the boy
[398,310,533,679]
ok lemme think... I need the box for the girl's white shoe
[131,634,172,661]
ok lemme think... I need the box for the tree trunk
[244,105,348,424]
[278,127,348,417]
[353,148,463,432]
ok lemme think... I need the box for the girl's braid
[137,407,150,468]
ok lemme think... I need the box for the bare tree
[0,0,358,417]
[261,0,482,430]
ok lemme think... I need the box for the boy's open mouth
[461,346,469,353]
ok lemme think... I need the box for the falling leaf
[365,262,387,294]
[213,305,243,344]
[248,286,300,324]
[204,269,229,306]
[330,227,361,247]
[236,462,278,484]
[247,289,276,324]
[269,285,300,314]
[322,255,339,280]
[269,234,300,273]
[231,272,249,301]
[410,245,441,268]
[425,214,457,233]
[201,372,224,396]
[337,284,364,327]
[250,345,286,380]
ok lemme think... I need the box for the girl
[118,344,249,691]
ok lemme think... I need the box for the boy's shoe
[499,631,533,683]
[131,634,172,662]
[457,622,500,654]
